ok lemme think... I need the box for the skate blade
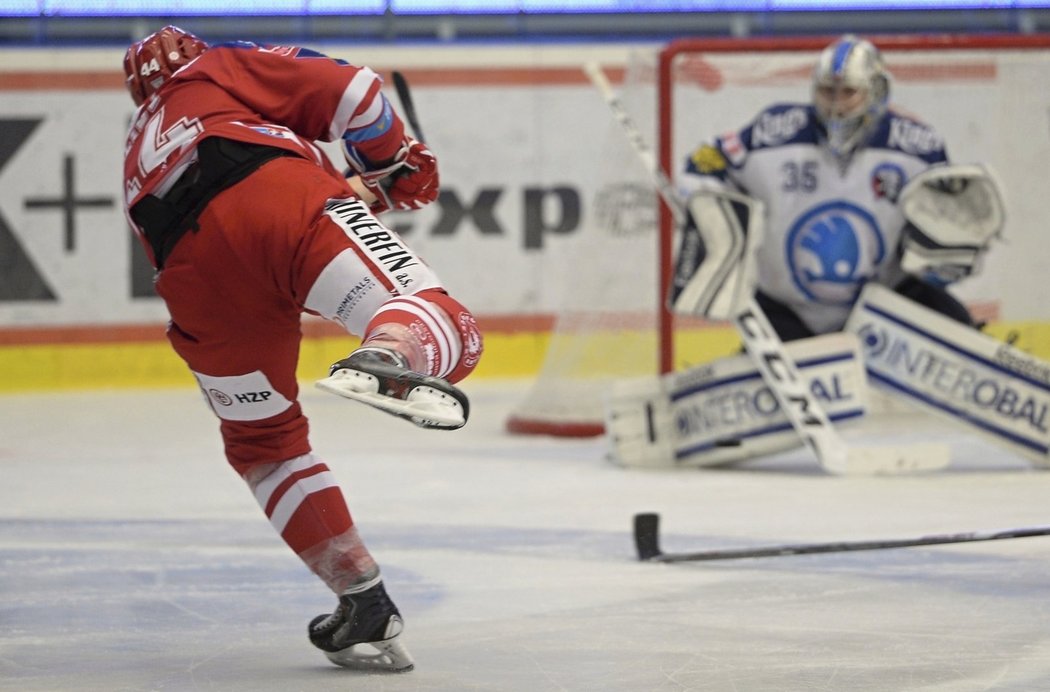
[315,371,465,430]
[324,637,415,673]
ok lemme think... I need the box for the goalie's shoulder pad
[876,112,947,162]
[742,103,816,152]
[686,143,732,178]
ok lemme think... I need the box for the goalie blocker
[604,333,868,468]
[846,283,1050,468]
[669,189,764,320]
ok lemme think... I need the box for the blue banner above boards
[3,0,1050,17]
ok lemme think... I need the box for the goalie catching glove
[899,163,1005,286]
[343,135,439,214]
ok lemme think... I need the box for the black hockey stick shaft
[392,70,425,142]
[634,512,1050,563]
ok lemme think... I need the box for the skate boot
[308,576,414,672]
[315,347,469,430]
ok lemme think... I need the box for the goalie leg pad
[846,283,1050,467]
[605,333,869,468]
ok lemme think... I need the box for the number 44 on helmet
[123,25,209,106]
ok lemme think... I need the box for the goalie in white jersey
[678,34,998,340]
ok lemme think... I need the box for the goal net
[506,34,1050,438]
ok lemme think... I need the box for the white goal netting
[506,35,1050,437]
[504,51,665,437]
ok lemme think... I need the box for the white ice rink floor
[2,380,1050,691]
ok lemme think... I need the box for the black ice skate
[315,347,469,430]
[308,576,414,672]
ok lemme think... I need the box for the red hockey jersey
[122,42,405,260]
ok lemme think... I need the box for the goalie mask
[812,35,890,163]
[123,25,208,106]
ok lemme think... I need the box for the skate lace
[311,607,344,635]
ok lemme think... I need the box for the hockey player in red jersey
[121,25,483,672]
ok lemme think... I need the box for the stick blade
[633,512,662,561]
[830,443,952,476]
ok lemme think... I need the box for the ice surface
[2,381,1049,691]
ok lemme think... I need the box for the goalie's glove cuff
[900,223,985,286]
[343,136,439,214]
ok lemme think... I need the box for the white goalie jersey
[680,102,949,334]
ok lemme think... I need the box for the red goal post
[507,33,1050,438]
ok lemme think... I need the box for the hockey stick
[582,61,949,476]
[633,512,1050,563]
[392,70,425,142]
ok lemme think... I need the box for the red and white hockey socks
[247,453,377,594]
[361,288,482,384]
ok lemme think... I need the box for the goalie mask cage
[505,33,1050,438]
